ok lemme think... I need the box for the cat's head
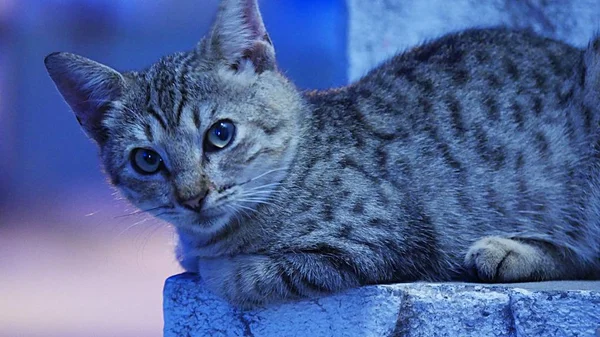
[44,0,305,234]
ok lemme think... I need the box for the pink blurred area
[0,0,346,335]
[0,186,182,337]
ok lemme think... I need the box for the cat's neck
[274,86,357,192]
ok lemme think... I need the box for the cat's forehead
[130,52,218,111]
[144,51,212,89]
[135,51,258,107]
[122,51,259,130]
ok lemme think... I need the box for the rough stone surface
[164,274,600,337]
[347,0,600,81]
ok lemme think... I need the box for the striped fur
[46,0,600,307]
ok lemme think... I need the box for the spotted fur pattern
[45,0,600,307]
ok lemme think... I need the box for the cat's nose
[179,191,208,212]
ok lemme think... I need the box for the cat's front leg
[175,228,201,273]
[198,253,360,307]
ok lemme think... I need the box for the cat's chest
[188,215,285,257]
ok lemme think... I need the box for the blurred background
[0,1,347,336]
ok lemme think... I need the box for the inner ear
[206,0,276,74]
[231,39,276,74]
[45,52,125,144]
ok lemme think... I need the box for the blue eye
[131,148,163,174]
[205,120,236,152]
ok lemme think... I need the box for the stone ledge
[163,273,600,337]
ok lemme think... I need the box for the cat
[45,0,600,307]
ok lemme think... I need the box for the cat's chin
[173,212,233,235]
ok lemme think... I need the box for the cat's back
[299,28,595,246]
[304,28,587,160]
[307,28,585,133]
[346,28,580,114]
[359,27,581,91]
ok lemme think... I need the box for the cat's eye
[131,148,163,174]
[204,120,236,152]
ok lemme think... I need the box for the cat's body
[46,0,600,307]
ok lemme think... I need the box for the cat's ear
[44,52,125,144]
[203,0,275,74]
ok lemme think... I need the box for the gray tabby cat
[45,0,600,307]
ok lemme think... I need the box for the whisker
[235,199,278,206]
[238,191,278,198]
[231,204,252,219]
[239,168,288,187]
[232,203,259,214]
[224,204,244,226]
[237,198,280,206]
[114,205,173,219]
[245,182,283,191]
[117,216,153,239]
[239,189,276,194]
[248,167,288,182]
[138,221,167,265]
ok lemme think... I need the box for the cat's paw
[464,237,541,282]
[197,257,239,302]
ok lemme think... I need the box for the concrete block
[163,274,600,337]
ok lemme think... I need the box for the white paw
[464,237,541,282]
